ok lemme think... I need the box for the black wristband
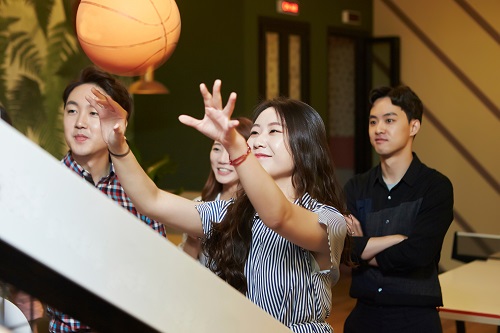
[108,143,130,158]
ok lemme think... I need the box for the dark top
[344,153,454,307]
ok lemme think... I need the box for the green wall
[0,0,372,191]
[133,0,372,191]
[132,0,248,192]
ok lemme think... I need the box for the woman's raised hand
[179,80,241,146]
[86,87,128,150]
[201,79,224,110]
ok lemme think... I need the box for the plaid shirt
[47,152,167,332]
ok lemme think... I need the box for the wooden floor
[328,265,497,333]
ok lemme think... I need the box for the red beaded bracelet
[229,144,251,166]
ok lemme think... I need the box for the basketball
[76,0,181,76]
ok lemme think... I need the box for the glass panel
[371,42,392,89]
[288,34,301,100]
[266,32,279,99]
[370,41,394,166]
[327,36,355,185]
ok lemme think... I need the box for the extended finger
[223,92,237,117]
[112,122,126,136]
[212,79,222,110]
[200,83,214,108]
[227,119,240,130]
[90,87,109,104]
[178,114,201,128]
[85,95,103,109]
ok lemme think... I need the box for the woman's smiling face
[248,107,294,183]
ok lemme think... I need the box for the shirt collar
[372,152,422,188]
[401,152,422,187]
[62,151,115,184]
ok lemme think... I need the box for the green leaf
[61,0,80,30]
[0,35,9,103]
[24,0,56,37]
[38,110,66,157]
[21,45,42,73]
[47,21,77,72]
[9,33,29,63]
[56,51,92,78]
[7,31,25,43]
[0,16,19,31]
[0,67,7,108]
[8,32,43,75]
[8,75,44,133]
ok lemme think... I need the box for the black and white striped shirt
[196,193,347,333]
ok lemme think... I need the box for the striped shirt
[47,152,167,333]
[197,193,347,333]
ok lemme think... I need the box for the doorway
[327,31,400,184]
[258,17,310,104]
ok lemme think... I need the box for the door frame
[258,17,310,104]
[327,28,400,174]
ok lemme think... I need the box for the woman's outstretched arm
[89,88,203,237]
[179,81,333,267]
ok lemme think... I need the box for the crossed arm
[346,214,407,266]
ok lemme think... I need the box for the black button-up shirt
[344,153,454,307]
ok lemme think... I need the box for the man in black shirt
[344,86,454,333]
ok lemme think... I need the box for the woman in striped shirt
[92,80,352,332]
[181,116,252,262]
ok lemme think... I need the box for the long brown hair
[200,117,252,201]
[203,98,352,294]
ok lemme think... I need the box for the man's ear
[410,119,420,137]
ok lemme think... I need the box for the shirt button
[378,288,383,292]
[385,219,390,224]
[388,195,391,200]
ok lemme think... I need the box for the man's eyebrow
[369,112,398,118]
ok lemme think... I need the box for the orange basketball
[76,0,181,76]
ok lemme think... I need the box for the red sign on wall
[277,0,299,16]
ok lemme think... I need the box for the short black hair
[369,85,423,123]
[63,66,133,120]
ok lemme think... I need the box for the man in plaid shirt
[47,66,167,332]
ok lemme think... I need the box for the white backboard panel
[0,120,291,333]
